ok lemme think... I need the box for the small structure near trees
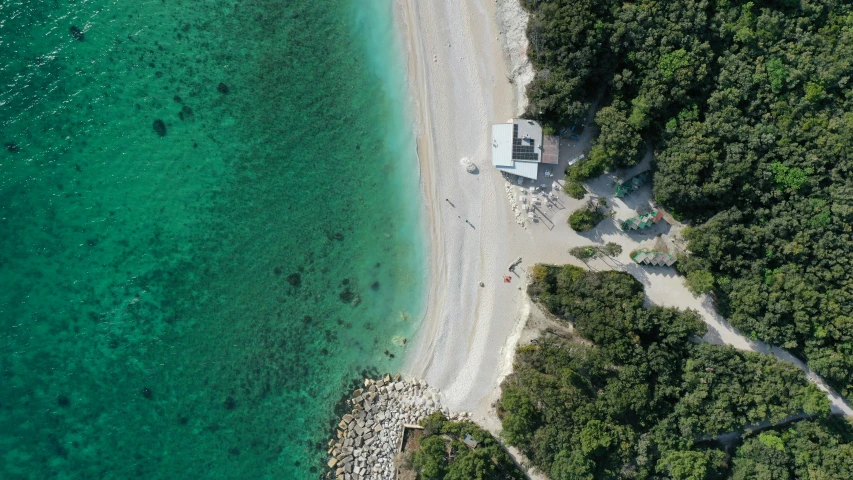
[615,170,651,198]
[395,412,525,479]
[633,251,677,267]
[621,210,664,231]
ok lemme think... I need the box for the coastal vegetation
[562,179,587,199]
[569,242,622,262]
[568,198,609,231]
[500,265,833,479]
[685,269,716,297]
[396,412,525,480]
[731,416,853,479]
[522,0,853,399]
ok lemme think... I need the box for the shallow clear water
[0,0,423,477]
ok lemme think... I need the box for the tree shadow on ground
[577,216,620,243]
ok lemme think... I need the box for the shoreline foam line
[395,0,533,426]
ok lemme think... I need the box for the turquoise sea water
[0,0,424,478]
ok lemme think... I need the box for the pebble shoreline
[324,374,469,480]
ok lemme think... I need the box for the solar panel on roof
[510,122,539,161]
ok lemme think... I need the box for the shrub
[567,155,607,181]
[686,270,715,295]
[569,243,622,261]
[563,180,587,199]
[412,413,525,480]
[569,205,606,231]
[601,242,622,257]
[569,246,598,261]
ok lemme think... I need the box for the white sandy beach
[398,0,529,419]
[397,0,852,440]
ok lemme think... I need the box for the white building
[491,119,558,180]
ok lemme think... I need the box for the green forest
[730,417,853,478]
[396,412,525,480]
[521,0,853,398]
[499,264,852,479]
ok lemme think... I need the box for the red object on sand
[503,276,511,283]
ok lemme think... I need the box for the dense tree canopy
[522,0,853,399]
[731,417,853,479]
[401,413,525,480]
[501,265,830,479]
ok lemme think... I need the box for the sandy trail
[396,0,852,438]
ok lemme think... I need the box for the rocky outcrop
[153,119,167,137]
[70,25,84,41]
[325,374,469,480]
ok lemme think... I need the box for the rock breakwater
[325,374,468,479]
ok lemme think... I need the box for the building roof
[633,251,677,266]
[615,170,651,198]
[621,210,665,230]
[491,119,544,179]
[496,160,539,180]
[491,124,514,167]
[542,135,559,164]
[513,120,541,162]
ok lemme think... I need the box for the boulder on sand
[460,157,478,173]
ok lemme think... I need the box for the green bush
[567,155,607,181]
[685,270,714,295]
[601,242,622,257]
[569,243,621,261]
[569,246,597,261]
[410,413,525,480]
[568,206,605,231]
[563,180,587,199]
[731,418,853,479]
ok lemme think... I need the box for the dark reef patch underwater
[0,0,423,478]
